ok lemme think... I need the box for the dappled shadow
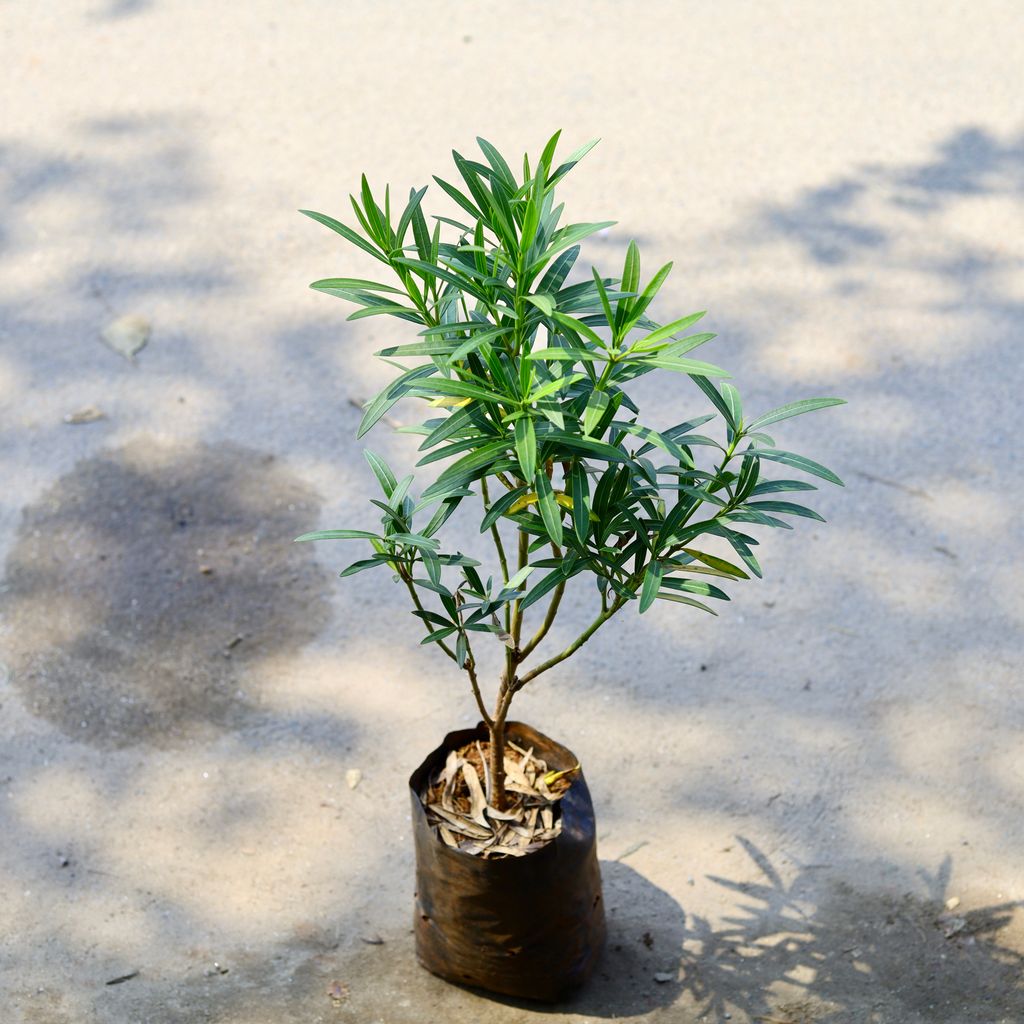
[755,125,1024,265]
[674,837,1024,1022]
[0,437,334,748]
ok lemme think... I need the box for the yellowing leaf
[508,491,539,514]
[508,490,574,515]
[428,395,473,408]
[543,762,580,786]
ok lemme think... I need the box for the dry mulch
[421,739,576,859]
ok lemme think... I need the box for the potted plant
[297,133,844,1000]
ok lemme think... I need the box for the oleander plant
[297,133,844,815]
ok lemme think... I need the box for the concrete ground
[2,2,1023,1021]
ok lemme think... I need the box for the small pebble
[346,769,362,790]
[100,314,150,360]
[63,406,106,425]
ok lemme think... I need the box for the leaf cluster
[297,133,845,684]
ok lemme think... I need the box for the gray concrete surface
[2,2,1023,1021]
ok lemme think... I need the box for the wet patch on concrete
[0,438,332,748]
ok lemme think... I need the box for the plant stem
[518,542,565,660]
[480,478,511,631]
[509,530,529,650]
[488,708,508,810]
[516,596,627,687]
[401,574,457,662]
[466,656,493,729]
[487,681,516,810]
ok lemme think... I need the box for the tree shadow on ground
[0,436,339,750]
[674,837,1023,1023]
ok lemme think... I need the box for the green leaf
[420,406,490,453]
[551,311,609,349]
[709,525,763,579]
[364,450,397,497]
[538,245,580,294]
[339,555,394,577]
[591,267,616,330]
[630,312,707,351]
[569,462,591,544]
[535,470,563,547]
[299,209,387,264]
[396,185,429,244]
[543,430,627,463]
[391,471,413,507]
[432,175,482,221]
[376,340,459,358]
[294,529,380,543]
[421,626,457,644]
[746,398,846,432]
[450,325,511,361]
[744,449,844,486]
[744,500,826,522]
[679,548,750,579]
[611,422,688,462]
[515,416,537,480]
[720,383,742,430]
[421,547,442,585]
[547,137,600,186]
[661,577,730,601]
[421,439,514,500]
[422,492,466,536]
[629,355,730,377]
[347,303,424,323]
[526,346,601,363]
[654,591,718,615]
[639,560,664,613]
[537,130,561,175]
[503,563,537,591]
[615,240,641,332]
[660,332,717,357]
[390,532,441,550]
[528,373,586,402]
[480,485,529,531]
[476,136,515,185]
[625,261,673,328]
[582,390,610,436]
[734,453,760,502]
[525,293,555,317]
[309,277,404,295]
[411,378,506,405]
[518,567,565,612]
[392,257,489,303]
[750,479,818,495]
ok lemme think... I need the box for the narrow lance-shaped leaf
[294,529,380,543]
[364,450,397,497]
[746,398,846,432]
[534,469,564,547]
[569,461,591,544]
[515,416,537,481]
[299,209,387,264]
[639,560,664,613]
[744,449,844,487]
[582,390,609,436]
[629,311,707,352]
